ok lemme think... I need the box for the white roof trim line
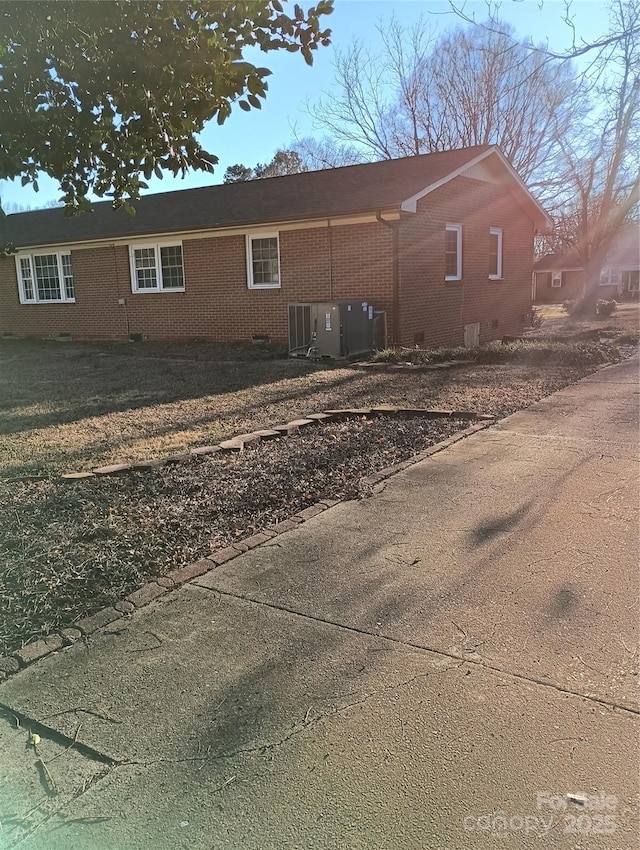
[11,210,401,254]
[535,267,582,273]
[400,146,553,230]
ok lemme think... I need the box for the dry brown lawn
[1,334,627,479]
[0,306,637,654]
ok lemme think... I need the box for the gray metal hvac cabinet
[288,300,382,359]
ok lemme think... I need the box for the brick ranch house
[0,145,551,349]
[533,223,640,305]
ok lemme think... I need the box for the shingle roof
[607,223,640,266]
[534,224,640,271]
[1,145,524,249]
[533,251,582,271]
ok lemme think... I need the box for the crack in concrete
[1,569,636,839]
[119,661,464,770]
[197,585,640,718]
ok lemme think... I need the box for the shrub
[371,348,397,363]
[371,346,472,365]
[562,299,579,316]
[370,339,623,367]
[596,299,617,317]
[527,308,545,329]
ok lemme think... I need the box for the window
[15,252,75,303]
[551,272,562,288]
[130,243,184,292]
[599,267,611,286]
[247,234,280,288]
[489,227,503,279]
[445,224,462,281]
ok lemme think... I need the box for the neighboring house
[0,145,550,349]
[600,224,640,301]
[532,250,584,304]
[533,224,640,304]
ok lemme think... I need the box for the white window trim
[15,252,75,304]
[489,226,503,279]
[246,233,281,289]
[445,223,462,281]
[551,271,562,288]
[129,242,185,293]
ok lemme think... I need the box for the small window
[19,257,35,301]
[551,272,562,288]
[489,227,503,279]
[61,254,75,300]
[130,243,184,292]
[247,234,280,289]
[15,252,74,303]
[445,224,462,281]
[599,267,610,286]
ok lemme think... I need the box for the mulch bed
[0,413,469,656]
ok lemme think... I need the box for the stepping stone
[272,419,314,434]
[132,458,167,470]
[219,433,261,450]
[93,463,131,475]
[252,429,281,439]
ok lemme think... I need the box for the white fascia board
[400,146,553,232]
[534,265,583,272]
[13,210,402,256]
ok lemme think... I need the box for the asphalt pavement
[0,356,638,850]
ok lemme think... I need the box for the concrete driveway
[0,357,638,849]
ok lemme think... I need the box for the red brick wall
[398,175,535,347]
[0,246,129,340]
[0,225,393,343]
[0,177,535,347]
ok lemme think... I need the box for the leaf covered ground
[1,305,637,656]
[1,414,469,654]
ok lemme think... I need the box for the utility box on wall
[288,300,379,359]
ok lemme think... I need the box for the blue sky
[0,0,610,209]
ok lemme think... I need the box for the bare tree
[0,197,61,213]
[534,0,639,311]
[305,17,577,194]
[289,135,364,170]
[448,0,640,60]
[306,20,432,161]
[412,24,577,193]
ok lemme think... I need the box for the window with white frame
[551,272,562,288]
[246,234,280,288]
[489,227,503,278]
[15,252,75,303]
[599,267,610,285]
[445,224,462,280]
[130,243,184,292]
